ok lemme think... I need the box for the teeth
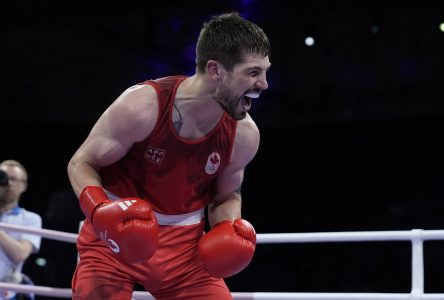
[245,92,260,99]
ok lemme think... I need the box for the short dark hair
[196,11,271,73]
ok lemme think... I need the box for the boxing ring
[1,222,444,300]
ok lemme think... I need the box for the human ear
[206,60,222,79]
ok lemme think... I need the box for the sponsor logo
[117,199,137,211]
[205,152,221,175]
[99,230,120,253]
[144,146,166,165]
[106,239,120,253]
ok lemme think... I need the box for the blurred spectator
[0,160,42,300]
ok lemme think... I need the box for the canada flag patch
[205,152,221,175]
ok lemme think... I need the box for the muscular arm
[208,114,260,228]
[0,230,33,263]
[67,84,159,198]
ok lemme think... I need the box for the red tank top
[99,76,237,214]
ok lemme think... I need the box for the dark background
[1,0,444,298]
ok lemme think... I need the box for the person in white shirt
[0,160,42,300]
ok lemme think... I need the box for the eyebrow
[246,64,271,72]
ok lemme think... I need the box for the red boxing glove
[79,186,158,264]
[198,218,256,278]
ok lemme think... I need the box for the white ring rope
[257,229,444,243]
[1,222,444,300]
[0,222,77,243]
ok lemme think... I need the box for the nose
[255,74,268,91]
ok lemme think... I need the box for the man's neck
[0,201,19,213]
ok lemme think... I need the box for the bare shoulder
[114,84,158,118]
[232,114,260,165]
[105,84,159,142]
[69,84,159,173]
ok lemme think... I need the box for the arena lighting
[304,36,315,46]
[371,25,380,34]
[439,23,444,32]
[35,257,47,267]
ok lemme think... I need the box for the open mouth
[241,92,260,112]
[241,95,252,111]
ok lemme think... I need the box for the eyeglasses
[7,176,26,184]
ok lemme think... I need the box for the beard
[213,81,246,120]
